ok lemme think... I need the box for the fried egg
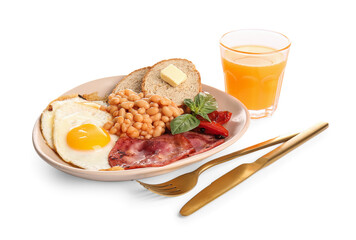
[52,102,118,170]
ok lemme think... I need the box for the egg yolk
[66,124,111,150]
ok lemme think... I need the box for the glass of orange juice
[220,29,291,118]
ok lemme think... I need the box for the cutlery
[180,122,328,216]
[137,132,298,196]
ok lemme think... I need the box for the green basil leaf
[170,114,200,135]
[194,92,218,115]
[183,99,196,112]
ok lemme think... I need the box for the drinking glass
[220,29,291,118]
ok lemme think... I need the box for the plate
[32,75,250,181]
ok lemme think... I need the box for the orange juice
[221,45,287,111]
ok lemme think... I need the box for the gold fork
[136,133,297,196]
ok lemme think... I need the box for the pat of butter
[160,64,187,87]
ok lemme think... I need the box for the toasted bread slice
[142,58,202,106]
[112,67,150,94]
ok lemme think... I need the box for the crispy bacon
[108,134,194,169]
[108,132,225,169]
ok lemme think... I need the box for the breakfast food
[142,58,202,106]
[112,67,150,94]
[52,102,118,170]
[101,89,184,139]
[108,132,224,169]
[39,58,232,172]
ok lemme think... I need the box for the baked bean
[133,114,143,122]
[141,130,147,136]
[108,93,115,100]
[128,94,140,101]
[116,116,124,124]
[161,116,170,123]
[162,106,173,117]
[148,129,154,135]
[109,105,118,114]
[170,106,180,117]
[138,92,144,98]
[120,133,127,138]
[124,119,131,125]
[135,100,150,109]
[179,108,184,114]
[121,123,129,133]
[133,122,143,129]
[103,121,113,130]
[125,112,133,121]
[160,98,171,106]
[137,107,146,114]
[112,110,119,117]
[150,102,159,108]
[118,108,126,117]
[106,105,112,113]
[153,126,163,137]
[138,136,145,139]
[117,91,125,97]
[128,129,139,138]
[147,107,159,115]
[143,117,152,124]
[141,123,148,131]
[121,101,134,109]
[127,126,136,134]
[145,134,152,139]
[112,97,121,105]
[129,108,138,115]
[109,127,117,134]
[150,112,161,122]
[119,97,128,103]
[124,89,135,96]
[166,122,171,130]
[150,95,161,103]
[153,120,165,128]
[108,98,116,105]
[114,122,121,129]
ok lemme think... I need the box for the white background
[1,0,355,239]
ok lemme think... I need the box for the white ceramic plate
[32,75,250,181]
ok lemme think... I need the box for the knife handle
[195,133,298,175]
[257,122,329,168]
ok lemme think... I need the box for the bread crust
[112,66,151,94]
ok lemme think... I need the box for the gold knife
[180,122,329,216]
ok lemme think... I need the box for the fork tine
[136,180,173,189]
[137,180,185,196]
[146,188,183,196]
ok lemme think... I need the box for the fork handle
[195,133,298,175]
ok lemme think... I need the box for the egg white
[41,97,87,149]
[52,102,118,170]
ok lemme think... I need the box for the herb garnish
[170,92,218,135]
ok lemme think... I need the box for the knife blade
[180,122,328,216]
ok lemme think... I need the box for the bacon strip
[108,134,194,169]
[108,132,225,169]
